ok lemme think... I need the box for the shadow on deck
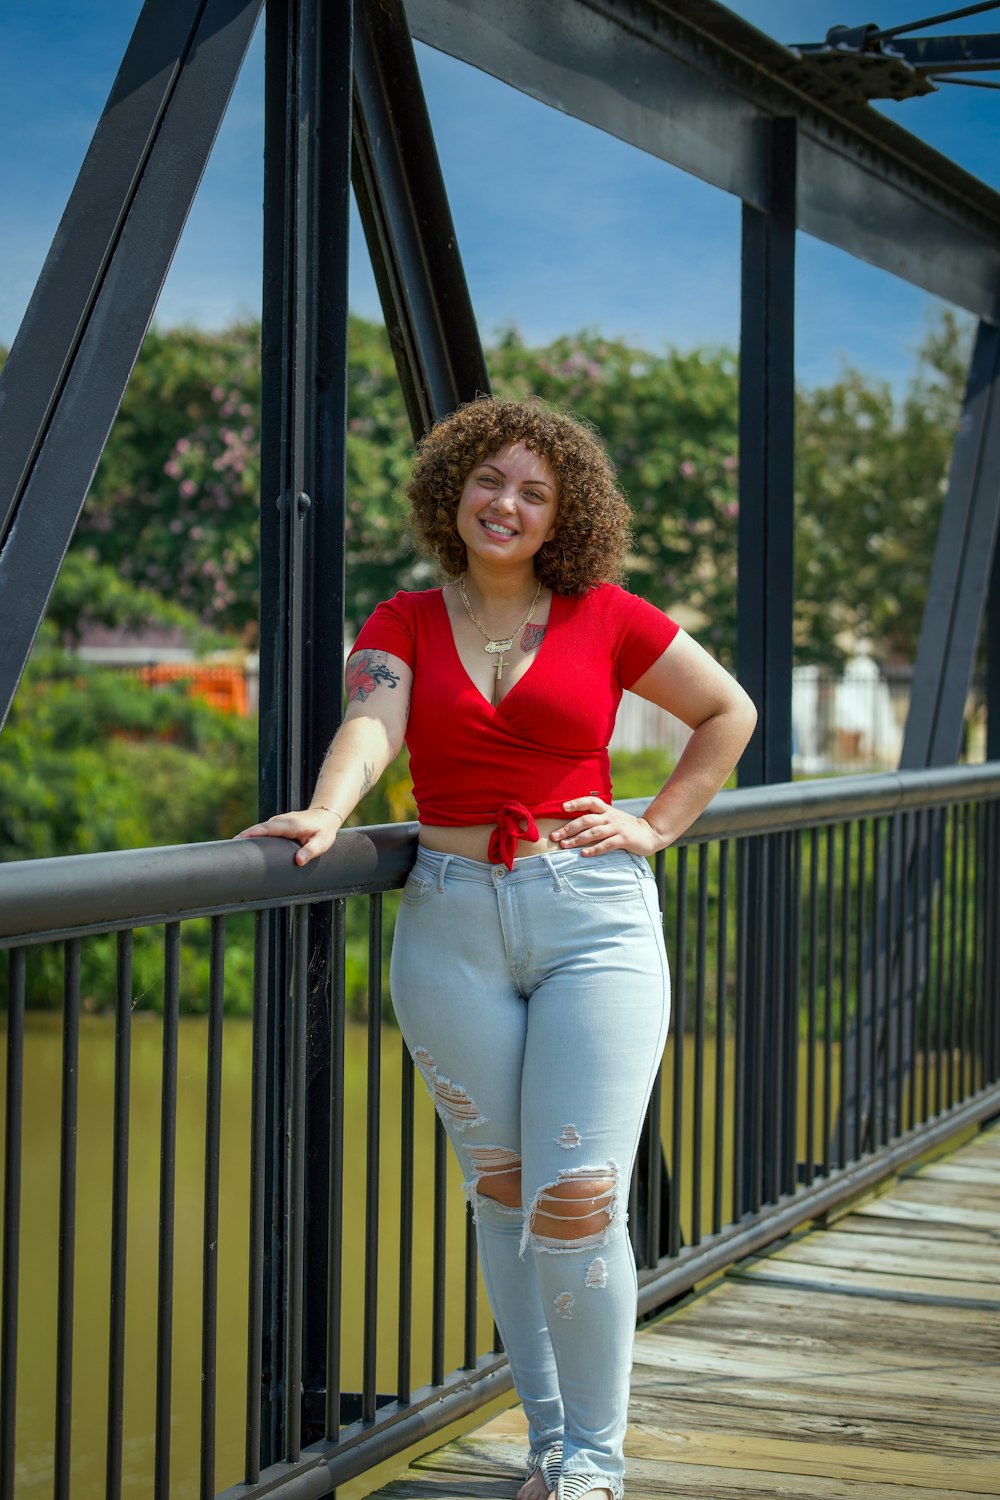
[370,1120,1000,1500]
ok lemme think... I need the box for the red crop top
[352,583,680,867]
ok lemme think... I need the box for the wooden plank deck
[370,1120,1000,1500]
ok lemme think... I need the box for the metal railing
[1,765,999,1499]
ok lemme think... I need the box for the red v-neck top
[352,583,680,866]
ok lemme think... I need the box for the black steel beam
[989,535,1000,760]
[892,33,1000,73]
[737,118,796,786]
[258,0,353,1469]
[735,115,796,1202]
[0,0,264,732]
[404,0,1000,323]
[351,0,490,436]
[901,320,1000,769]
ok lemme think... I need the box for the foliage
[78,322,263,637]
[0,627,257,863]
[795,308,971,667]
[74,310,969,667]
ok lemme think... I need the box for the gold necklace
[459,574,542,703]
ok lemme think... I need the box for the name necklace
[459,574,542,703]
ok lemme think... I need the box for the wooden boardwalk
[371,1120,1000,1500]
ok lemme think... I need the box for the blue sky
[1,2,998,387]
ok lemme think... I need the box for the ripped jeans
[389,846,671,1499]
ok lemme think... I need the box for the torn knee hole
[412,1047,488,1130]
[523,1165,621,1252]
[467,1146,522,1207]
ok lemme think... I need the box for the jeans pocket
[400,871,434,906]
[558,853,644,904]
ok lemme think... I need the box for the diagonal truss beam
[902,320,1000,770]
[0,0,264,732]
[351,0,490,436]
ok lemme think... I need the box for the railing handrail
[3,761,999,945]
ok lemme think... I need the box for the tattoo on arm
[522,623,547,654]
[360,761,375,797]
[346,650,400,703]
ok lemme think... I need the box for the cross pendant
[494,652,507,686]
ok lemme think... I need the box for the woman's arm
[234,648,413,865]
[551,630,757,857]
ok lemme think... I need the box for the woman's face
[455,441,559,568]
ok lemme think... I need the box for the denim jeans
[389,846,671,1499]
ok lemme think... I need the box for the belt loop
[437,854,453,893]
[540,853,563,892]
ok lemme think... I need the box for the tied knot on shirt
[488,802,540,871]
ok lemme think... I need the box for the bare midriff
[418,818,566,863]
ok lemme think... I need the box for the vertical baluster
[669,847,688,1256]
[431,1118,448,1386]
[751,838,768,1211]
[712,841,730,1234]
[327,900,347,1440]
[989,803,1000,1086]
[971,805,985,1098]
[935,809,947,1115]
[770,833,786,1200]
[839,824,851,1169]
[105,931,133,1500]
[245,913,269,1480]
[1,949,26,1500]
[628,1145,641,1264]
[854,821,867,1161]
[959,803,971,1101]
[200,917,225,1498]
[947,807,960,1109]
[397,1034,415,1404]
[691,846,708,1245]
[923,810,935,1124]
[822,826,835,1174]
[284,906,308,1461]
[54,939,81,1500]
[897,813,912,1137]
[786,831,802,1194]
[870,819,883,1151]
[881,818,893,1145]
[805,829,819,1186]
[649,851,668,1263]
[732,840,749,1222]
[463,1208,478,1372]
[155,924,180,1500]
[363,896,382,1422]
[643,1073,663,1268]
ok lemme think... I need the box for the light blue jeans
[389,846,671,1500]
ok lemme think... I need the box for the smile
[481,519,518,538]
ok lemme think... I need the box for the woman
[238,398,756,1500]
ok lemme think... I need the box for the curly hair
[406,397,633,594]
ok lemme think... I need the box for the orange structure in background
[138,661,249,717]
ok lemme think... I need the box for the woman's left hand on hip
[551,797,668,857]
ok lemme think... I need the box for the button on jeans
[389,846,671,1499]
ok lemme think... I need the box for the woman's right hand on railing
[234,806,345,866]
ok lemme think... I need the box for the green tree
[79,322,263,636]
[795,309,971,666]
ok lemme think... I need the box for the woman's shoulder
[570,581,646,619]
[373,586,444,617]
